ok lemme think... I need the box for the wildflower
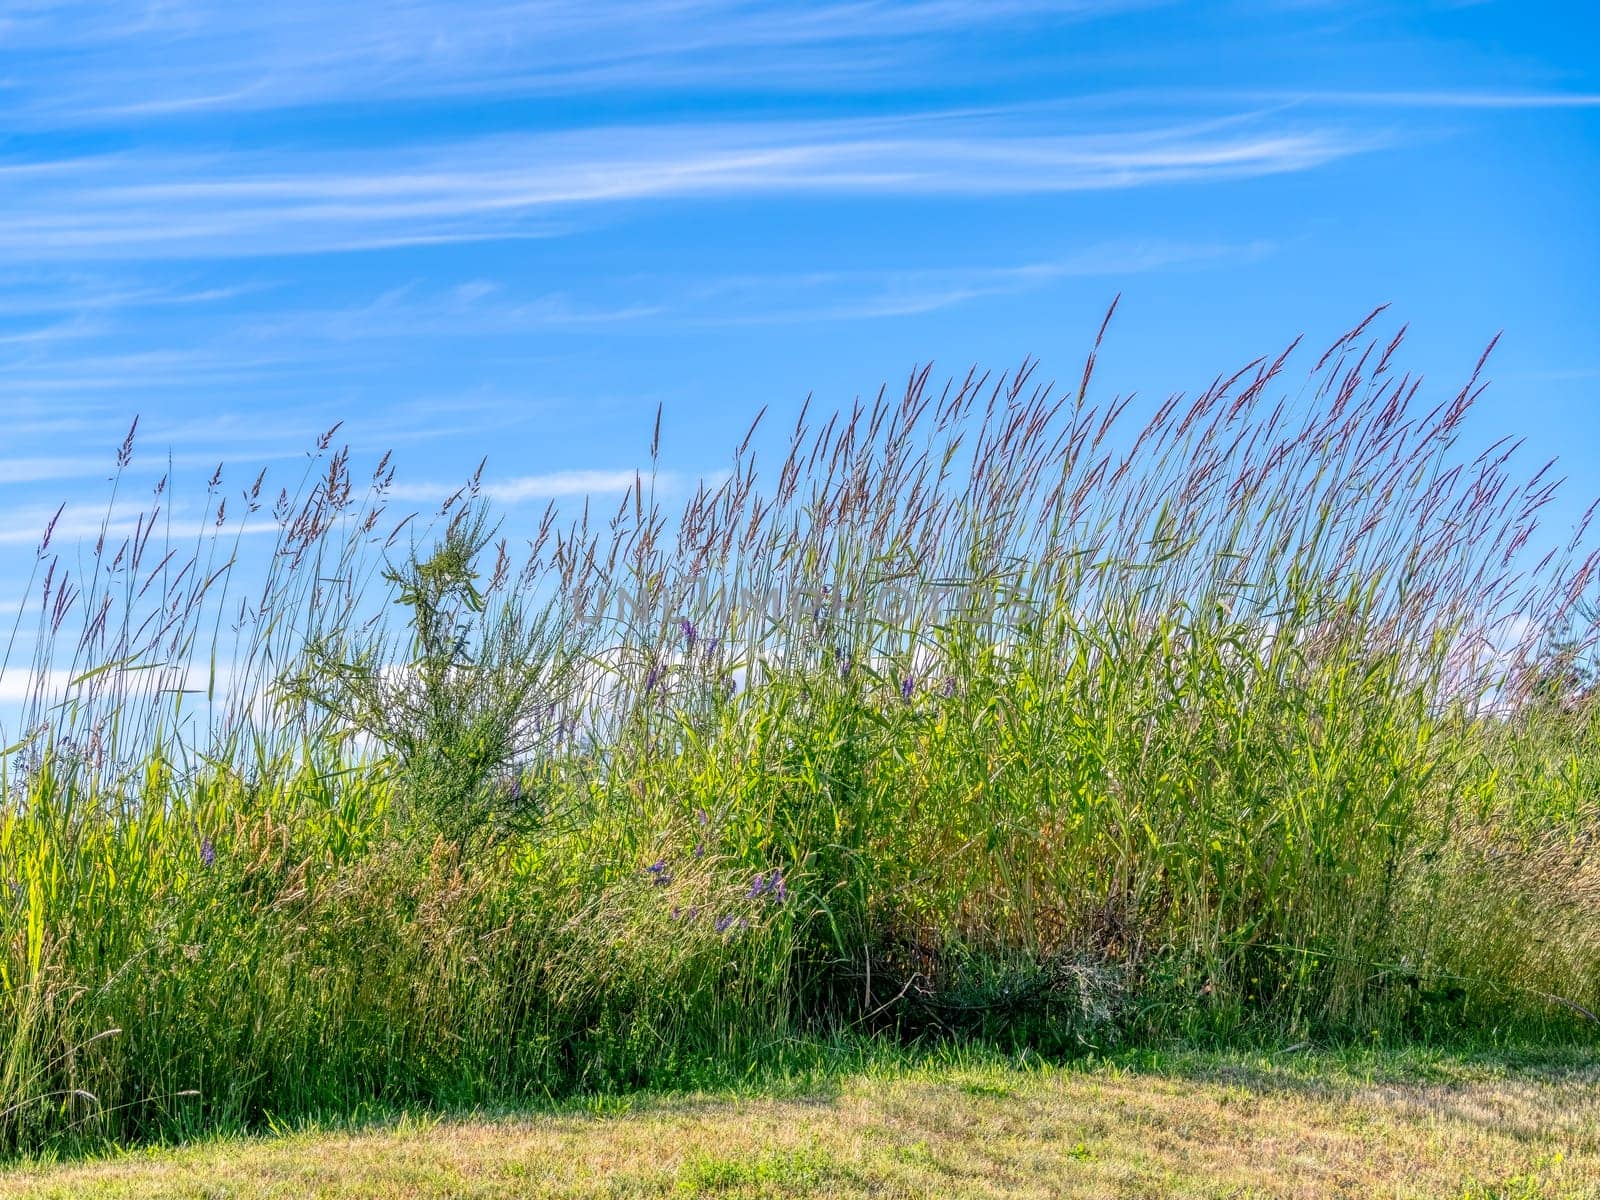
[901,673,916,701]
[693,842,705,858]
[645,662,664,694]
[645,859,672,886]
[696,808,709,826]
[747,872,768,899]
[681,619,698,651]
[199,838,216,868]
[770,871,788,903]
[714,915,734,934]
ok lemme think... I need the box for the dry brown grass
[3,1053,1597,1199]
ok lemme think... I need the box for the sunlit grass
[2,1047,1596,1198]
[1,306,1596,1156]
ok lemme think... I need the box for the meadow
[1,305,1597,1159]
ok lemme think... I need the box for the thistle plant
[279,500,588,848]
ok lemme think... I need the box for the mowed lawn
[2,1049,1596,1199]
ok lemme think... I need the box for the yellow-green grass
[4,1051,1597,1199]
[6,316,1600,1155]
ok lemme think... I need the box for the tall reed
[1,306,1596,1153]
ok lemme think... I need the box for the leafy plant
[279,501,586,847]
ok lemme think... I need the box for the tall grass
[1,306,1597,1154]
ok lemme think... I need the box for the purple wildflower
[693,842,705,858]
[714,915,734,935]
[901,673,916,701]
[645,662,664,694]
[747,872,768,899]
[199,838,215,868]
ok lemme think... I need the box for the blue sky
[0,0,1596,597]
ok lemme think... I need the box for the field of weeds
[1,308,1596,1156]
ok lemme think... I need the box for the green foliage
[1,313,1597,1157]
[279,502,587,847]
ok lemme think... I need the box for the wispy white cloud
[0,346,299,392]
[0,495,191,543]
[0,112,1371,260]
[0,1,1146,122]
[0,501,285,546]
[0,314,105,346]
[0,273,260,317]
[676,238,1275,321]
[167,238,1269,343]
[5,1,1588,142]
[233,282,664,342]
[388,469,664,505]
[0,669,80,707]
[0,235,1267,444]
[0,456,120,485]
[0,407,517,486]
[1253,89,1600,110]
